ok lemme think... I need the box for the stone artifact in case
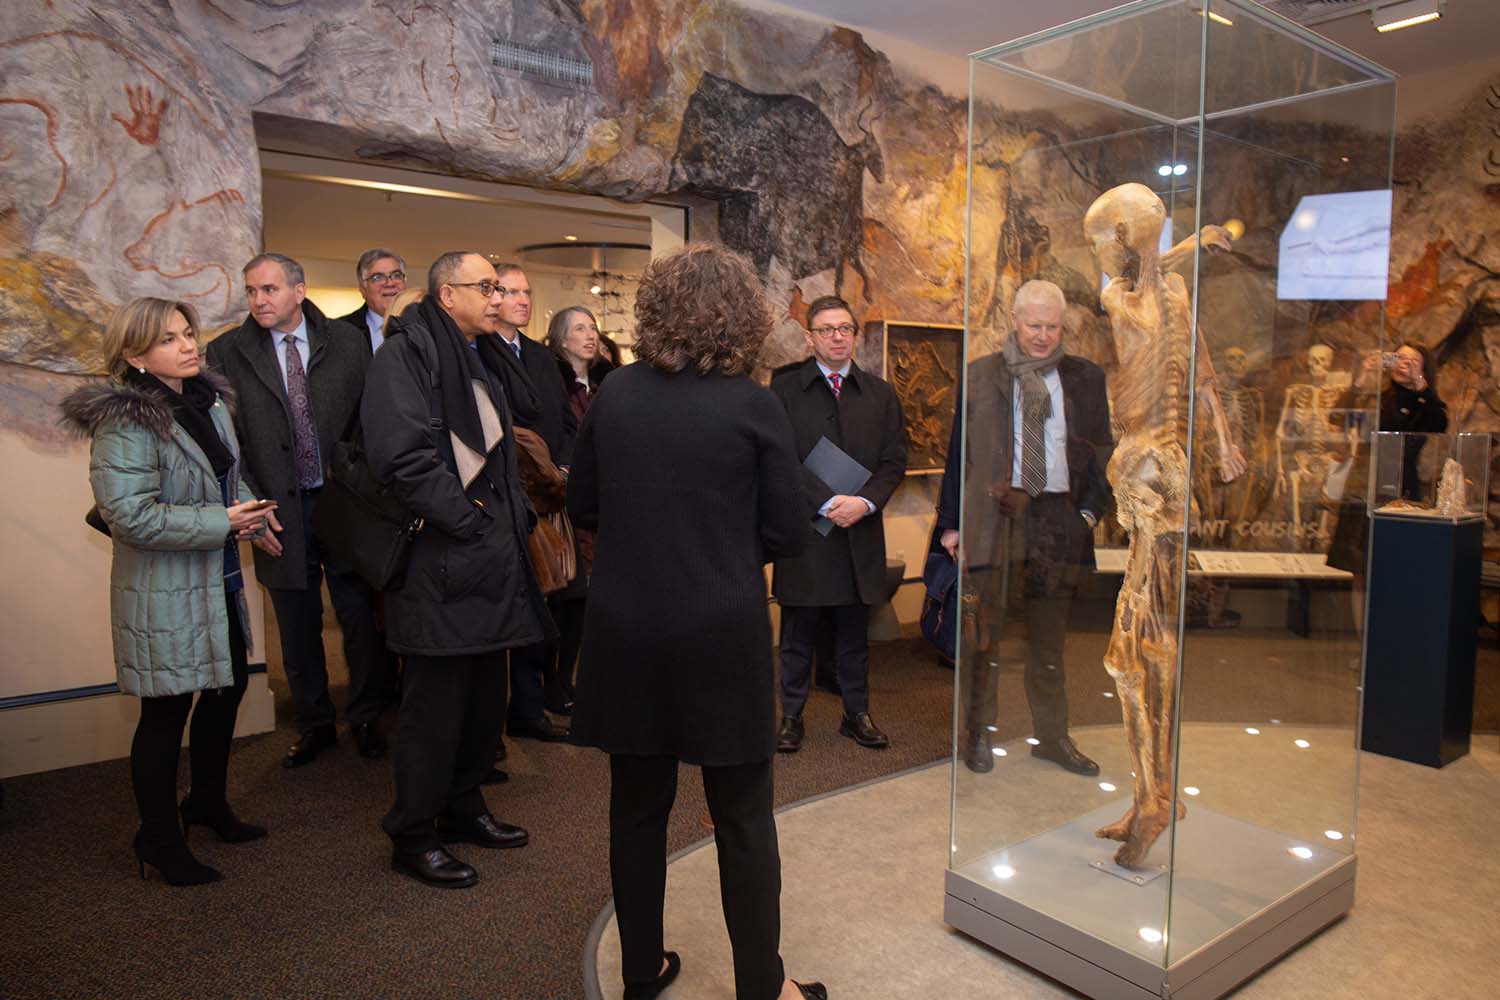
[1370,431,1490,522]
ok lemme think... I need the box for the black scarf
[125,369,233,476]
[477,333,541,429]
[415,297,504,459]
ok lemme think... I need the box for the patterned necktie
[1020,399,1047,498]
[283,334,321,488]
[828,372,843,399]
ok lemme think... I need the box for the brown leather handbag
[512,426,577,593]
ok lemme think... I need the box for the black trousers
[544,594,586,710]
[267,491,397,733]
[962,492,1084,741]
[131,595,249,843]
[778,603,871,717]
[383,652,507,853]
[610,754,784,1000]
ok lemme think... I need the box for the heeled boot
[179,797,267,844]
[132,828,223,886]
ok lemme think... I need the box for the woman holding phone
[62,297,272,886]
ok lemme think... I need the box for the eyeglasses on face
[447,280,506,298]
[810,323,857,338]
[363,270,406,285]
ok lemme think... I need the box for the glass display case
[948,2,1396,997]
[1371,431,1491,521]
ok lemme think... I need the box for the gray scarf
[1002,330,1063,424]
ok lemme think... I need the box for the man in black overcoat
[336,247,408,355]
[485,262,576,743]
[771,295,906,752]
[935,279,1113,776]
[361,250,549,888]
[206,252,396,767]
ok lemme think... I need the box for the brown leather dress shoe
[839,712,890,749]
[1031,736,1100,775]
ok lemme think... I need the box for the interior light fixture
[1138,927,1165,944]
[1157,164,1173,177]
[1099,781,1117,792]
[1324,830,1345,841]
[992,864,1016,880]
[1294,738,1311,749]
[1183,786,1201,796]
[1372,0,1443,32]
[1288,846,1314,860]
[1172,163,1188,176]
[564,234,578,241]
[1245,727,1261,735]
[589,284,603,295]
[991,746,1008,758]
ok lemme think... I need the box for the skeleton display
[1083,183,1246,869]
[1273,345,1350,541]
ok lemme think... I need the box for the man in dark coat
[336,247,408,355]
[771,295,906,752]
[936,279,1113,776]
[206,252,396,767]
[361,250,550,888]
[485,262,575,743]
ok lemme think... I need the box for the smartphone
[243,498,279,511]
[1380,352,1400,370]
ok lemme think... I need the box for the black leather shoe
[776,715,804,753]
[963,730,993,774]
[509,717,571,742]
[839,712,890,749]
[436,813,529,850]
[794,982,828,999]
[352,721,387,760]
[623,950,681,1000]
[1031,736,1100,776]
[391,846,477,889]
[282,725,336,769]
[482,767,510,785]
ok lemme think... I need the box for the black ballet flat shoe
[133,831,223,887]
[180,797,268,844]
[623,950,681,1000]
[795,982,828,999]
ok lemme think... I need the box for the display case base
[945,802,1355,999]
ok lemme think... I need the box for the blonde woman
[62,298,271,886]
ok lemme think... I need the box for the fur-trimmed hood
[59,370,234,440]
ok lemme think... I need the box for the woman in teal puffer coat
[61,297,275,887]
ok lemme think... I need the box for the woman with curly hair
[567,244,825,999]
[61,297,272,886]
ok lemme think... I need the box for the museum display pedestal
[1362,515,1481,768]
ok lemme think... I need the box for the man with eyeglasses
[484,263,577,745]
[338,248,408,355]
[206,252,397,768]
[360,250,550,888]
[771,295,906,753]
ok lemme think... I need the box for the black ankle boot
[180,797,268,844]
[132,830,223,886]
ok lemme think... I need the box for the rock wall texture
[1,1,1496,546]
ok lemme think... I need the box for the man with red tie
[769,295,905,753]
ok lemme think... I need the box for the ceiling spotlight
[1138,927,1165,944]
[1245,727,1261,735]
[991,746,1008,758]
[992,864,1016,880]
[564,234,578,241]
[1288,846,1314,860]
[1373,0,1443,33]
[1099,781,1117,792]
[1183,786,1201,796]
[1157,164,1173,177]
[589,284,602,295]
[1172,163,1188,176]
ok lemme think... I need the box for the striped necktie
[1020,403,1046,497]
[828,372,842,399]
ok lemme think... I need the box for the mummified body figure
[1083,183,1246,868]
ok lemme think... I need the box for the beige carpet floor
[588,734,1500,999]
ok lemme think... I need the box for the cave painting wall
[1,2,1497,550]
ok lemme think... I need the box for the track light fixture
[1372,0,1444,33]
